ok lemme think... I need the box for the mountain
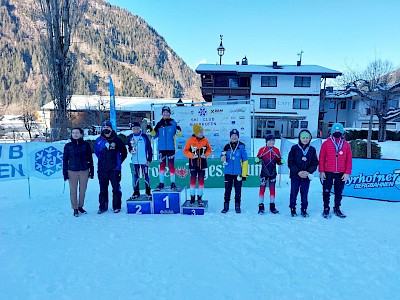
[0,0,202,113]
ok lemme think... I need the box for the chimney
[272,61,278,69]
[236,61,240,65]
[297,60,301,66]
[241,56,248,65]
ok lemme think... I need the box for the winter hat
[230,129,239,138]
[131,122,141,129]
[299,131,311,139]
[331,123,344,134]
[102,120,112,128]
[193,123,203,135]
[162,106,171,114]
[265,134,275,142]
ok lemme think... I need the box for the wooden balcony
[201,86,250,98]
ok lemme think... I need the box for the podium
[181,200,208,215]
[126,195,152,214]
[152,186,184,214]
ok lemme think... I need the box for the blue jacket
[154,118,180,151]
[94,131,127,173]
[222,141,248,176]
[128,132,153,165]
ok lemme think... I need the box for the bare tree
[38,0,81,140]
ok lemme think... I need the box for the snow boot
[258,203,265,214]
[197,195,204,207]
[235,202,241,213]
[322,207,330,219]
[290,207,297,217]
[190,195,196,206]
[145,186,152,199]
[78,207,87,214]
[270,203,279,214]
[73,209,79,217]
[333,207,346,218]
[155,182,164,191]
[301,208,309,218]
[221,202,229,213]
[170,182,177,191]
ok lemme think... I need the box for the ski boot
[291,207,298,217]
[333,207,346,218]
[270,203,279,214]
[235,202,241,213]
[190,195,196,206]
[131,192,140,200]
[155,182,164,191]
[170,182,177,191]
[145,186,152,199]
[221,202,229,213]
[258,203,265,214]
[197,195,204,207]
[301,208,309,218]
[322,207,330,219]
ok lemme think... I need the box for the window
[390,100,399,109]
[329,101,336,109]
[340,101,347,109]
[229,77,238,88]
[300,121,308,129]
[267,121,275,128]
[352,100,356,109]
[261,76,277,87]
[294,76,311,87]
[291,120,299,128]
[260,98,276,109]
[293,98,309,109]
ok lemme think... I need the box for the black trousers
[322,172,345,209]
[224,174,242,204]
[289,177,310,209]
[98,170,122,211]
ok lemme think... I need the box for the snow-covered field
[1,141,399,299]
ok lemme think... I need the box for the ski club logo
[34,146,63,176]
[175,167,189,179]
[198,107,207,117]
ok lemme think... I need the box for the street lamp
[217,34,225,65]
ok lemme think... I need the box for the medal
[339,151,343,155]
[302,157,307,161]
[232,156,235,160]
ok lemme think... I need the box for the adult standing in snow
[95,120,128,214]
[288,130,319,217]
[221,129,248,213]
[255,134,283,214]
[128,122,153,199]
[63,127,94,217]
[151,106,182,191]
[319,123,352,218]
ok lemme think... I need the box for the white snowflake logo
[35,146,63,177]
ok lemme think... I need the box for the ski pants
[289,177,310,209]
[258,176,276,204]
[158,150,175,183]
[133,164,150,193]
[98,170,122,211]
[322,172,345,209]
[224,174,242,204]
[189,167,205,196]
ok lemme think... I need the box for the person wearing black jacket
[63,127,94,217]
[288,129,319,217]
[94,120,128,214]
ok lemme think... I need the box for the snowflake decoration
[198,107,207,117]
[35,146,63,177]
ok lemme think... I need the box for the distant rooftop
[41,95,193,111]
[196,64,342,78]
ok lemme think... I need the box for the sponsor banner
[0,142,64,181]
[343,158,400,202]
[131,158,263,188]
[153,104,252,159]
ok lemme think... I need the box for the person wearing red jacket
[319,123,352,218]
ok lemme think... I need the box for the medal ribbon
[330,136,344,153]
[229,142,239,159]
[297,144,310,157]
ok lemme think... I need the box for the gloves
[242,176,247,181]
[255,157,260,163]
[281,159,286,164]
[237,175,242,181]
[201,154,206,158]
[150,130,156,137]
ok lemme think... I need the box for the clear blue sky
[107,0,400,73]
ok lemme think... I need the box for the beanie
[131,122,141,129]
[162,106,171,114]
[331,123,344,134]
[299,131,311,139]
[230,129,239,138]
[102,120,112,128]
[265,134,275,142]
[193,124,203,135]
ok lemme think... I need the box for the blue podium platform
[181,200,208,215]
[152,186,185,214]
[126,195,152,214]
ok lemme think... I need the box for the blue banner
[109,76,117,131]
[343,158,400,202]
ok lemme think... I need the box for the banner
[152,104,253,159]
[279,137,322,175]
[130,158,263,189]
[109,76,117,131]
[343,158,400,202]
[0,142,64,181]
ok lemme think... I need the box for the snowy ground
[1,140,399,299]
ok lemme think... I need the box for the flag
[109,76,117,131]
